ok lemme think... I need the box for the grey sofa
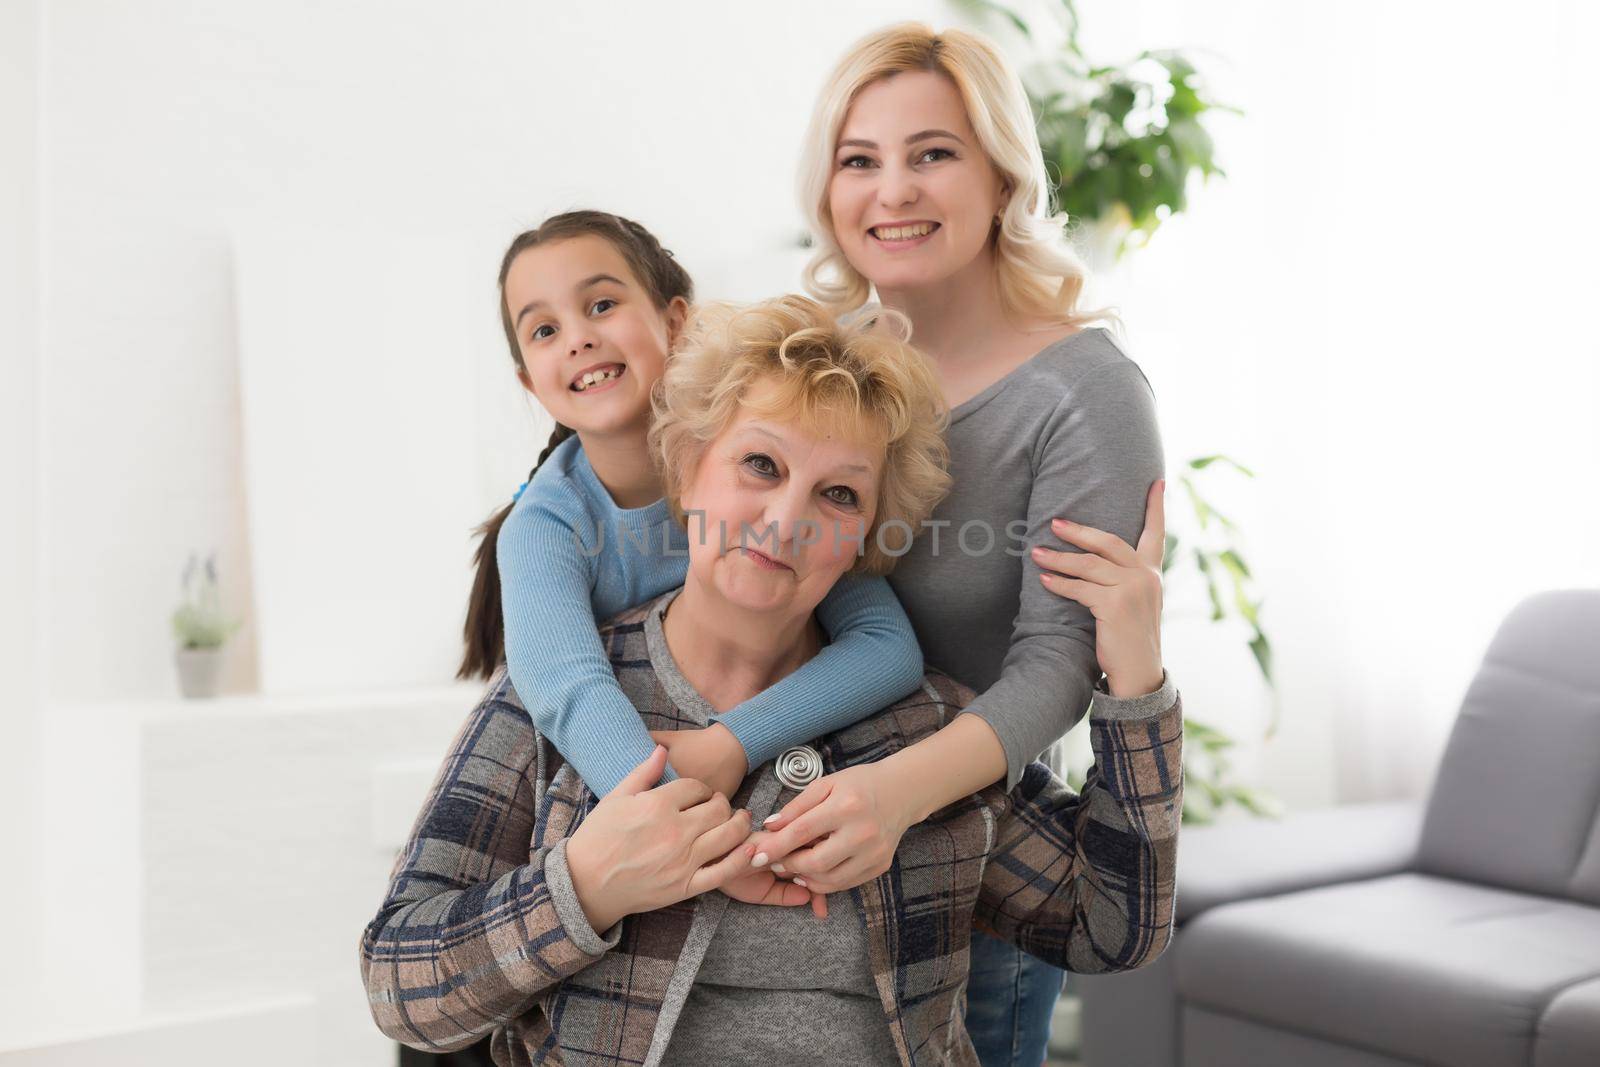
[1076,589,1600,1067]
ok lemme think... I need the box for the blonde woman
[360,296,1182,1066]
[733,23,1173,1065]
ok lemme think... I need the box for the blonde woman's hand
[565,746,756,933]
[739,761,917,904]
[1034,478,1166,698]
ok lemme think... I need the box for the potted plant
[1051,452,1281,824]
[171,552,240,699]
[963,0,1239,266]
[1163,454,1282,823]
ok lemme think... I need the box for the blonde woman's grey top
[887,326,1165,788]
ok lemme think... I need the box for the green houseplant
[1056,453,1281,824]
[1163,454,1281,823]
[171,551,240,699]
[966,0,1239,261]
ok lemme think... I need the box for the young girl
[459,209,929,829]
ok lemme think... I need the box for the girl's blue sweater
[497,434,925,795]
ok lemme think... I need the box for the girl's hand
[646,729,828,915]
[565,746,756,932]
[740,761,916,902]
[650,724,748,801]
[717,870,828,918]
[1034,478,1167,698]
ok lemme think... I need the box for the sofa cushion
[1183,1005,1423,1067]
[1175,801,1420,923]
[1075,942,1181,1067]
[1535,976,1600,1067]
[1417,589,1600,902]
[1177,873,1600,1067]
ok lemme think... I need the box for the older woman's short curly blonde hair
[648,294,951,575]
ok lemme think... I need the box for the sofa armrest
[1176,800,1422,923]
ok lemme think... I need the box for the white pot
[174,646,226,699]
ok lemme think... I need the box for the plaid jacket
[360,600,1183,1066]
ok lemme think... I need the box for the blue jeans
[965,930,1064,1067]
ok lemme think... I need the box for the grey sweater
[549,588,901,1066]
[887,326,1165,787]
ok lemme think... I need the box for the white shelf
[49,679,484,723]
[18,682,482,1066]
[0,994,317,1064]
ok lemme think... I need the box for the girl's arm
[358,689,621,1052]
[977,679,1183,972]
[498,491,672,796]
[714,571,924,766]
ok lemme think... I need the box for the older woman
[359,296,1182,1066]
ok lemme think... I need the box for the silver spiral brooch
[775,745,823,790]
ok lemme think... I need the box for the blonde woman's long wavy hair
[798,21,1115,332]
[649,295,952,576]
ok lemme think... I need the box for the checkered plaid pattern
[361,600,1182,1065]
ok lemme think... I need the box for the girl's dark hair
[458,210,695,680]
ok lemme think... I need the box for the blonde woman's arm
[746,475,1167,894]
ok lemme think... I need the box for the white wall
[1056,0,1600,805]
[35,0,960,704]
[15,0,1594,803]
[13,0,1600,1054]
[0,0,43,1021]
[20,0,1597,788]
[14,0,958,1054]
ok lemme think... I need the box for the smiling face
[677,378,884,618]
[502,233,687,438]
[827,69,1010,296]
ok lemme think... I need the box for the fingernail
[764,813,782,825]
[771,863,786,874]
[793,877,808,888]
[752,852,769,867]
